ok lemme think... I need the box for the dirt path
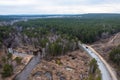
[108,33,119,44]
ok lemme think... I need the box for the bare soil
[29,50,91,80]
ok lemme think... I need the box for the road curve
[78,42,118,80]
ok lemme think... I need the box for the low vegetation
[109,45,120,66]
[86,58,101,80]
[0,53,13,78]
[14,57,22,65]
[1,64,13,78]
[0,52,22,78]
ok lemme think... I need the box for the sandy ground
[29,50,91,80]
[0,46,91,80]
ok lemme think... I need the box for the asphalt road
[8,48,41,80]
[78,42,118,80]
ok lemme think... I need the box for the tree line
[14,17,120,43]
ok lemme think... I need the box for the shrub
[7,53,12,60]
[14,57,22,65]
[1,64,13,78]
[2,57,7,63]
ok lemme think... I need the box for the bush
[1,64,13,78]
[14,57,22,65]
[2,57,7,63]
[55,58,63,65]
[7,53,12,60]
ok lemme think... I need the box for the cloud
[0,0,120,14]
[0,0,32,6]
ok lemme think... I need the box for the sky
[0,0,120,15]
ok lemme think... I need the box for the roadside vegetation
[109,45,120,67]
[0,53,13,78]
[0,53,22,78]
[86,58,101,80]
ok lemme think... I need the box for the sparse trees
[89,58,98,74]
[40,38,49,48]
[1,53,13,78]
[48,41,62,56]
[87,58,101,80]
[109,46,120,66]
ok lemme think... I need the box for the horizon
[0,13,120,16]
[0,0,120,15]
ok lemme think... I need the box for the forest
[0,14,120,55]
[14,15,120,43]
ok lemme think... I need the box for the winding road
[78,42,118,80]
